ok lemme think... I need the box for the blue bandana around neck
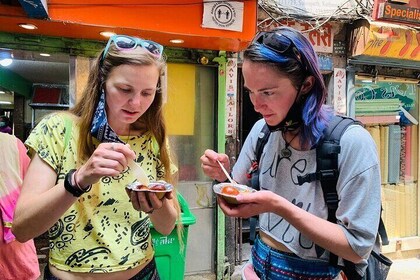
[90,89,125,143]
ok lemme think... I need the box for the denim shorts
[251,236,341,280]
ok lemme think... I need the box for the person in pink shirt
[0,132,40,280]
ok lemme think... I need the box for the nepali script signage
[258,21,334,53]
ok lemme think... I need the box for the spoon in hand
[216,160,235,185]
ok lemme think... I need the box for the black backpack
[248,115,389,280]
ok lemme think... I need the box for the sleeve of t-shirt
[335,125,382,259]
[16,138,30,179]
[232,119,266,185]
[25,113,67,174]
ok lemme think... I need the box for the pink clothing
[0,133,40,280]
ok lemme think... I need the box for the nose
[250,93,264,112]
[129,92,142,107]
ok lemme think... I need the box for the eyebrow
[244,86,278,92]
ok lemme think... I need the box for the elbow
[158,227,174,236]
[11,226,32,243]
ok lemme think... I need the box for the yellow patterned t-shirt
[25,113,172,273]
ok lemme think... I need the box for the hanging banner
[350,20,419,61]
[334,68,347,115]
[225,57,238,137]
[202,1,244,32]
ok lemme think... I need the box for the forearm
[149,199,177,236]
[13,181,77,242]
[275,198,362,263]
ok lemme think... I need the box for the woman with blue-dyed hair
[201,27,381,279]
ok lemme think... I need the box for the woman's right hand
[200,149,230,182]
[76,142,136,188]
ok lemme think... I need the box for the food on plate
[221,185,240,196]
[136,184,149,190]
[149,184,167,191]
[213,183,256,205]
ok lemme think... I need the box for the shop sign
[355,80,416,111]
[259,21,334,53]
[225,57,238,137]
[202,1,244,32]
[360,23,419,61]
[318,54,333,71]
[333,68,347,115]
[378,2,420,25]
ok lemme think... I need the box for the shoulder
[0,132,18,150]
[252,118,267,131]
[341,123,374,145]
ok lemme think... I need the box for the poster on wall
[202,1,244,32]
[354,78,418,125]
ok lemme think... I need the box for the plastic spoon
[216,160,236,185]
[128,160,150,186]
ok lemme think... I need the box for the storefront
[0,1,258,278]
[348,18,420,258]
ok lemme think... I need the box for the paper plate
[126,181,173,199]
[213,182,256,204]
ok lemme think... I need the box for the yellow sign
[164,64,196,135]
[363,23,419,61]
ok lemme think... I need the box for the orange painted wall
[0,1,257,51]
[47,0,257,51]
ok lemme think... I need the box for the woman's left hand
[126,189,173,214]
[217,190,281,218]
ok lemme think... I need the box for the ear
[300,76,315,95]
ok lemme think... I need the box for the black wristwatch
[64,169,91,197]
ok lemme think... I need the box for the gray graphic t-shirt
[232,119,381,275]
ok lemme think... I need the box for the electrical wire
[258,0,374,33]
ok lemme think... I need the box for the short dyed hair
[244,26,333,146]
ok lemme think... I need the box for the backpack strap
[298,116,389,278]
[316,116,360,267]
[249,124,271,190]
[248,123,271,244]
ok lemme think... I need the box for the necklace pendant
[281,148,292,158]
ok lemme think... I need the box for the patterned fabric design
[25,113,172,273]
[90,90,125,144]
[252,236,341,280]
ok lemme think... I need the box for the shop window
[355,76,418,240]
[164,63,216,182]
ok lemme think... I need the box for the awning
[349,19,420,69]
[0,0,257,52]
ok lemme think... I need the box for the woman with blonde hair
[14,35,179,280]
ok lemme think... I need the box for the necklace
[280,131,299,158]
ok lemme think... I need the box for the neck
[283,130,300,149]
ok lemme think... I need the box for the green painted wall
[0,67,32,97]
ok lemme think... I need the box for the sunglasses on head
[101,35,164,62]
[252,31,305,68]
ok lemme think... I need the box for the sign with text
[258,21,334,53]
[202,1,244,32]
[378,2,420,25]
[360,23,420,61]
[334,68,347,115]
[225,57,238,137]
